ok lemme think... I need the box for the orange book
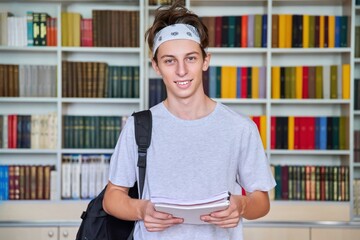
[285,14,293,48]
[221,66,237,98]
[241,15,248,48]
[303,15,309,48]
[295,66,303,99]
[278,14,286,48]
[328,15,335,48]
[272,66,280,99]
[260,115,267,149]
[288,116,295,150]
[342,64,350,99]
[251,66,259,98]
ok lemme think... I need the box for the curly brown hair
[145,1,209,62]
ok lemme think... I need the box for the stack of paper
[152,191,230,224]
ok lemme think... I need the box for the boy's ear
[202,53,211,71]
[151,59,161,76]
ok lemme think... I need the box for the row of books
[272,14,349,48]
[61,154,110,199]
[0,12,57,47]
[203,66,266,99]
[63,115,127,149]
[0,165,55,200]
[271,116,348,150]
[0,113,57,149]
[355,130,360,163]
[354,179,360,216]
[62,10,139,47]
[201,15,267,48]
[272,165,349,201]
[62,61,139,98]
[0,64,57,98]
[271,64,350,99]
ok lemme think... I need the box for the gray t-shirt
[109,102,276,240]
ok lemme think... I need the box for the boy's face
[152,39,211,101]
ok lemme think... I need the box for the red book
[294,116,300,149]
[215,16,222,47]
[252,116,260,132]
[298,117,307,149]
[302,66,309,99]
[271,116,276,149]
[241,15,248,48]
[307,116,315,149]
[241,67,248,98]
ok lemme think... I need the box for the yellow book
[61,12,68,46]
[260,115,267,149]
[319,15,324,48]
[328,15,335,48]
[252,66,259,99]
[288,116,295,150]
[221,66,237,98]
[295,66,303,99]
[278,14,286,48]
[67,13,74,46]
[272,66,280,99]
[303,15,309,48]
[285,14,292,48]
[73,13,81,47]
[342,64,350,99]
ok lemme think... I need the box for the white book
[71,155,81,199]
[61,155,72,199]
[88,156,96,199]
[81,155,89,199]
[50,170,57,200]
[153,191,230,225]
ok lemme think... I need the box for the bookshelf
[0,0,360,239]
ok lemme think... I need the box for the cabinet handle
[48,231,54,237]
[62,231,69,238]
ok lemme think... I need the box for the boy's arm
[103,181,147,221]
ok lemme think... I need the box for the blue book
[236,67,241,98]
[26,11,34,46]
[335,16,341,48]
[319,116,327,150]
[262,14,267,48]
[209,66,217,98]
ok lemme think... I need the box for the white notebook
[152,191,231,224]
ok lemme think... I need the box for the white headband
[152,23,201,55]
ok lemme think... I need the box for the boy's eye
[187,56,196,61]
[164,59,174,64]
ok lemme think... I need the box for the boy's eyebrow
[160,51,200,59]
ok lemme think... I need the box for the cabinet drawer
[311,228,360,240]
[243,227,310,240]
[0,227,58,240]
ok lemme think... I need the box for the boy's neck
[163,96,216,120]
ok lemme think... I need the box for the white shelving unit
[0,0,360,239]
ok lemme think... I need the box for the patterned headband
[152,23,201,56]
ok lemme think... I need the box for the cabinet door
[311,228,360,240]
[59,227,79,240]
[0,227,58,240]
[243,227,310,240]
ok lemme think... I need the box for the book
[153,191,230,224]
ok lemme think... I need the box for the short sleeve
[108,116,138,188]
[237,120,276,193]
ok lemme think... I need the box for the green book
[330,65,338,99]
[254,14,262,48]
[309,15,315,48]
[133,66,140,98]
[228,16,236,47]
[332,116,339,150]
[315,66,323,99]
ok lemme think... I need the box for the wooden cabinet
[0,227,58,240]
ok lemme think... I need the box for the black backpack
[76,110,152,240]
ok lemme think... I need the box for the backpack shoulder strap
[132,110,152,198]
